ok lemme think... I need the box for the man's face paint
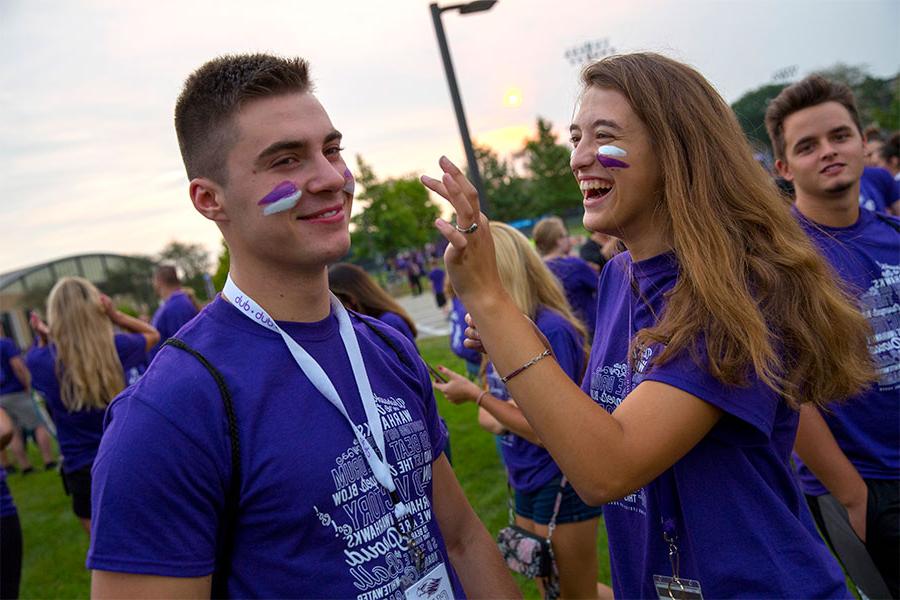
[596,144,629,169]
[258,181,302,216]
[342,168,355,197]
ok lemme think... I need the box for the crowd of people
[0,49,896,600]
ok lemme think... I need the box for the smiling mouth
[298,206,342,220]
[581,179,614,200]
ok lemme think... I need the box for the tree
[521,117,582,216]
[350,156,441,261]
[730,83,787,151]
[472,144,529,222]
[157,241,211,300]
[212,239,229,292]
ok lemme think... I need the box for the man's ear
[774,158,793,182]
[189,178,228,222]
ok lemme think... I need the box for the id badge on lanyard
[223,275,450,593]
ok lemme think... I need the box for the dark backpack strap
[874,211,900,234]
[354,313,417,370]
[162,338,240,599]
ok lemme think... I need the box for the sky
[1,0,898,273]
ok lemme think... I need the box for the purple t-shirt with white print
[793,207,900,494]
[26,333,147,473]
[149,290,199,360]
[859,166,899,214]
[487,307,584,493]
[582,251,848,599]
[88,296,463,599]
[545,256,598,335]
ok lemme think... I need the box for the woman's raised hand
[421,156,503,308]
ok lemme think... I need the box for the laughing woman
[422,53,874,598]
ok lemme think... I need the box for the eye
[272,156,299,168]
[325,145,345,158]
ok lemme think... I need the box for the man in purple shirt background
[149,265,199,361]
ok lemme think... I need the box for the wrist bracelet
[475,390,488,406]
[500,348,553,384]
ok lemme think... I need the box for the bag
[496,479,566,599]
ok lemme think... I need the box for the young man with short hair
[148,264,199,360]
[766,74,899,600]
[88,54,519,599]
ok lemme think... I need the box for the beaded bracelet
[500,348,553,384]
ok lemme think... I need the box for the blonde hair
[580,53,874,407]
[532,217,567,256]
[491,222,588,345]
[47,277,125,411]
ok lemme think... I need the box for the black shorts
[61,464,92,519]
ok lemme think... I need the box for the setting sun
[503,87,523,108]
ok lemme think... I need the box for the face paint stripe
[342,168,355,196]
[596,144,629,169]
[258,181,299,205]
[261,191,302,216]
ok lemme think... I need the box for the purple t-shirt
[378,311,416,345]
[793,207,900,493]
[25,333,147,473]
[448,298,481,366]
[149,290,199,360]
[427,268,445,294]
[545,256,599,335]
[87,296,464,599]
[0,465,15,518]
[487,307,584,493]
[582,251,848,599]
[0,337,25,395]
[859,166,899,214]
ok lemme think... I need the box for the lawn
[7,335,611,599]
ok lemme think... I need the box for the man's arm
[92,571,210,599]
[794,404,868,541]
[431,453,521,598]
[9,355,31,391]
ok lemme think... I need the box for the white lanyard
[222,274,408,520]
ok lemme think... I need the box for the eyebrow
[570,119,623,133]
[254,129,343,166]
[791,125,853,151]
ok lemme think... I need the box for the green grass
[7,336,611,599]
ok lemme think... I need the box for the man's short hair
[174,54,312,184]
[154,265,180,287]
[880,131,899,163]
[764,75,862,162]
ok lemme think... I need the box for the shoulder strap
[162,338,239,599]
[874,211,900,234]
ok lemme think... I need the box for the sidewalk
[394,293,449,339]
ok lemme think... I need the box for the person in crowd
[880,132,900,181]
[25,277,157,534]
[445,281,482,380]
[422,52,875,598]
[87,53,517,598]
[766,75,899,599]
[859,163,900,215]
[436,221,611,599]
[407,257,425,296]
[149,264,200,360]
[0,325,56,473]
[532,216,598,336]
[578,230,616,273]
[0,407,22,599]
[328,262,418,344]
[427,260,448,311]
[864,125,885,167]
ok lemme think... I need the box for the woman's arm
[100,295,160,352]
[423,157,722,504]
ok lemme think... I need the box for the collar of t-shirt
[221,274,409,520]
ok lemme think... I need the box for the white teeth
[319,210,338,218]
[579,180,613,192]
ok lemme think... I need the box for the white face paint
[258,180,302,216]
[342,168,355,197]
[597,144,627,157]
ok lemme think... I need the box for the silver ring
[453,222,478,234]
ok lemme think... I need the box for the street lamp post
[429,1,497,214]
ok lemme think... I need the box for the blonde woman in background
[435,222,611,599]
[26,277,158,533]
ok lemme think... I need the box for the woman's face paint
[258,181,302,216]
[342,168,355,197]
[596,144,630,169]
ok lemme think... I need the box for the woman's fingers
[434,218,468,251]
[438,156,481,216]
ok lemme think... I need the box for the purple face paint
[342,168,355,197]
[596,144,629,169]
[258,181,302,216]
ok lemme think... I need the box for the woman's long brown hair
[328,263,418,338]
[581,53,874,408]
